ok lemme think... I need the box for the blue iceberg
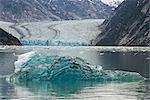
[9,52,144,83]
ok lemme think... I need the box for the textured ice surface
[0,19,104,46]
[20,39,88,46]
[9,52,144,83]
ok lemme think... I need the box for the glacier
[0,19,104,46]
[9,52,144,84]
[20,39,88,46]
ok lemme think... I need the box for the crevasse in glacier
[9,52,144,83]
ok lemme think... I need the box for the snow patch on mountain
[0,0,112,22]
[101,0,124,7]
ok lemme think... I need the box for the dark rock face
[92,0,150,46]
[0,28,22,45]
[0,0,112,22]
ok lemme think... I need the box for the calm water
[0,78,150,100]
[0,47,150,100]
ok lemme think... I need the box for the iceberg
[9,52,144,83]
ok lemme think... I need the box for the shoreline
[0,46,150,53]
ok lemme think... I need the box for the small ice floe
[99,53,105,56]
[123,53,126,55]
[0,45,5,50]
[79,51,84,54]
[146,58,150,60]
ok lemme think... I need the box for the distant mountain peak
[101,0,124,7]
[0,0,112,22]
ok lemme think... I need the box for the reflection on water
[96,52,150,78]
[0,78,150,100]
[0,53,16,76]
[0,78,16,99]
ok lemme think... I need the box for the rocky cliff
[92,0,150,46]
[0,28,21,45]
[0,0,112,22]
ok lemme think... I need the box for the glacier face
[20,40,88,46]
[9,52,144,83]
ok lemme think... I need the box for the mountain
[0,0,112,22]
[0,28,21,45]
[92,0,150,46]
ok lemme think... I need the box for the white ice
[0,19,104,46]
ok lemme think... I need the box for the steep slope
[0,28,21,45]
[92,0,150,46]
[0,0,112,22]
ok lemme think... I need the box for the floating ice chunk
[10,53,144,84]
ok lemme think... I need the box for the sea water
[0,46,150,100]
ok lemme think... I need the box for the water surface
[0,46,149,100]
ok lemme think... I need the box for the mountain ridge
[0,28,22,45]
[92,0,150,46]
[0,0,112,22]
